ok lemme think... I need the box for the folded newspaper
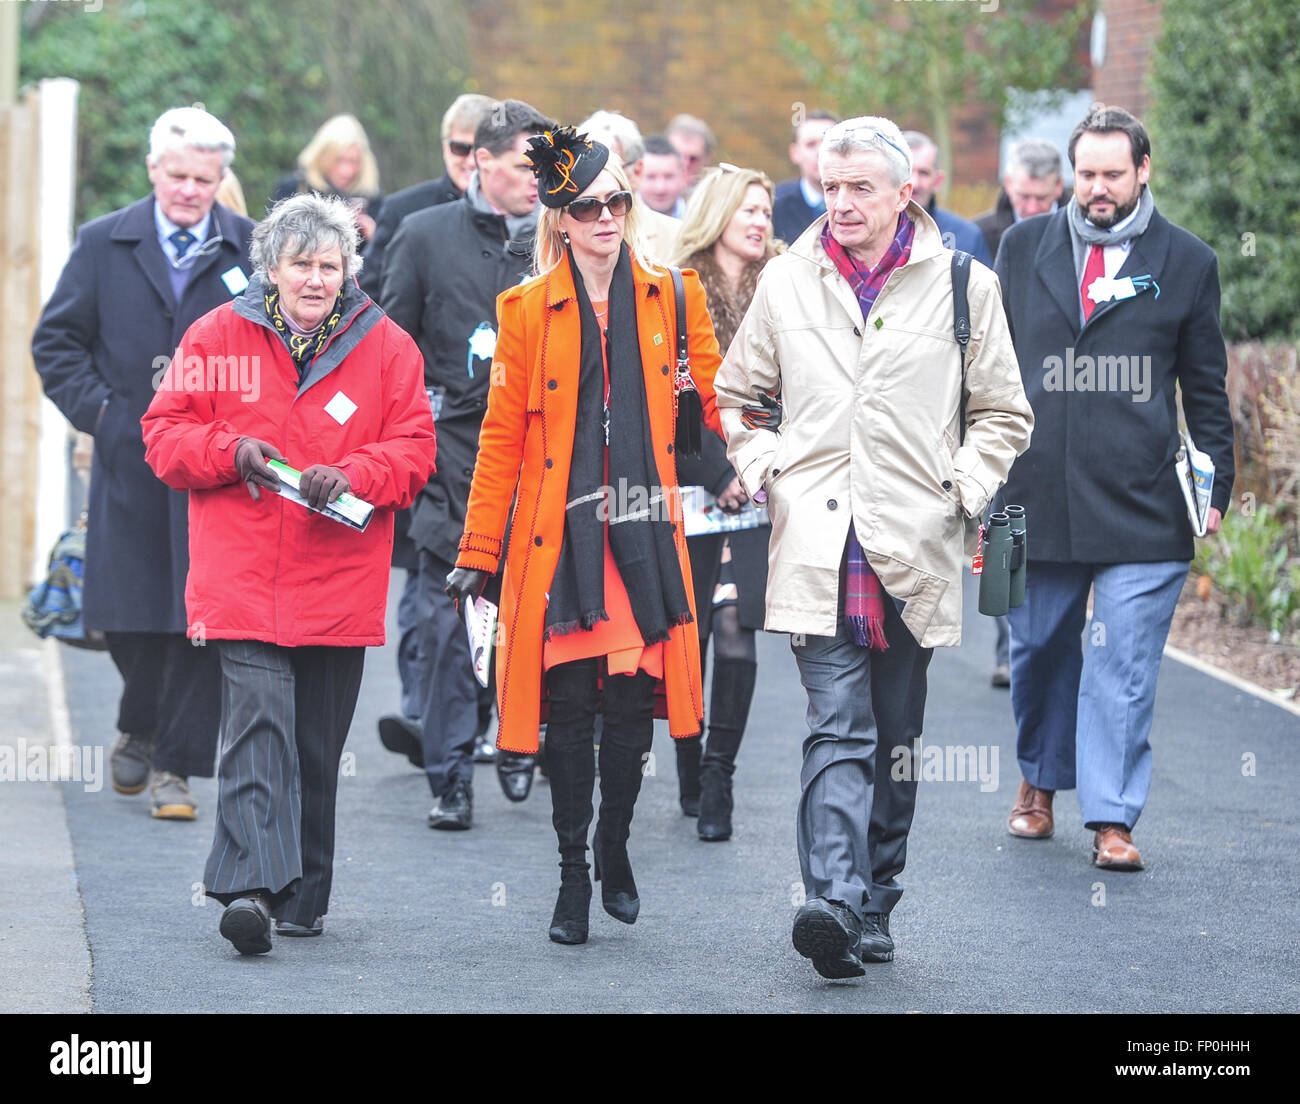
[266,459,374,532]
[464,596,498,688]
[1174,430,1215,538]
[680,485,771,538]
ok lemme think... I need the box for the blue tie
[169,229,196,259]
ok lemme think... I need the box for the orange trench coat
[456,255,723,754]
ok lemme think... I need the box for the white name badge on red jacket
[324,391,357,425]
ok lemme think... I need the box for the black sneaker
[859,912,894,962]
[110,731,153,795]
[791,897,864,980]
[428,782,473,830]
[219,894,272,955]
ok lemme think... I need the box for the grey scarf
[466,170,540,243]
[1066,185,1156,282]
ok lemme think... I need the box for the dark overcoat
[995,204,1234,563]
[31,196,255,632]
[381,195,534,567]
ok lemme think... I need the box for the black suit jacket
[995,204,1234,563]
[359,175,461,300]
[772,178,824,245]
[32,197,256,631]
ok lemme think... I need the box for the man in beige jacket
[716,115,1033,981]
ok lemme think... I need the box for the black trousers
[104,631,221,778]
[204,640,364,925]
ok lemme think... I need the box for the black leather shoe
[496,751,536,803]
[219,894,272,955]
[792,897,864,979]
[378,714,424,769]
[275,916,324,937]
[472,732,498,763]
[428,782,472,830]
[859,912,894,963]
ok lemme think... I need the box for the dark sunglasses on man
[446,139,474,158]
[565,190,634,222]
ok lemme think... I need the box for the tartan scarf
[820,211,914,319]
[822,212,915,651]
[264,288,344,375]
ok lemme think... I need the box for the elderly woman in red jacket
[446,129,723,945]
[142,193,436,956]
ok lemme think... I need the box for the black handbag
[669,266,703,459]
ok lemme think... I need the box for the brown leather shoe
[1007,779,1055,838]
[1092,825,1144,871]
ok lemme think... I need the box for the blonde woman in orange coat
[447,129,723,945]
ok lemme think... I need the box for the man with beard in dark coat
[380,98,554,830]
[995,105,1234,871]
[32,107,255,820]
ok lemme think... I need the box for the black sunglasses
[566,190,634,222]
[446,140,473,158]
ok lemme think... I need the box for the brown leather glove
[299,465,350,510]
[234,437,285,500]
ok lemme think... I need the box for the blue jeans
[1007,560,1187,830]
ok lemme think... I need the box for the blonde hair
[297,114,380,196]
[533,155,662,276]
[671,165,777,266]
[215,171,248,217]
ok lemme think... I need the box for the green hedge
[20,0,468,225]
[1150,0,1300,342]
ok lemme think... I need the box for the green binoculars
[978,505,1027,617]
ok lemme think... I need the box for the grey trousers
[396,568,422,720]
[416,549,477,798]
[792,598,933,920]
[204,640,364,925]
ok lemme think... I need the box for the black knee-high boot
[546,733,595,944]
[697,657,757,841]
[675,733,702,816]
[544,666,598,945]
[593,673,654,924]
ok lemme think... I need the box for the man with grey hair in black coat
[32,106,255,821]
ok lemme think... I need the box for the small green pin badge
[874,317,884,330]
[653,333,664,346]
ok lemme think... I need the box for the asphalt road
[27,572,1300,1013]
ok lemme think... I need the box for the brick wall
[1091,0,1165,121]
[466,0,1091,217]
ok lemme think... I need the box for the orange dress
[543,300,665,680]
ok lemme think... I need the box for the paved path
[5,574,1298,1013]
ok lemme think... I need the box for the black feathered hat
[525,126,610,208]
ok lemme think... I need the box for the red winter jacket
[142,276,436,647]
